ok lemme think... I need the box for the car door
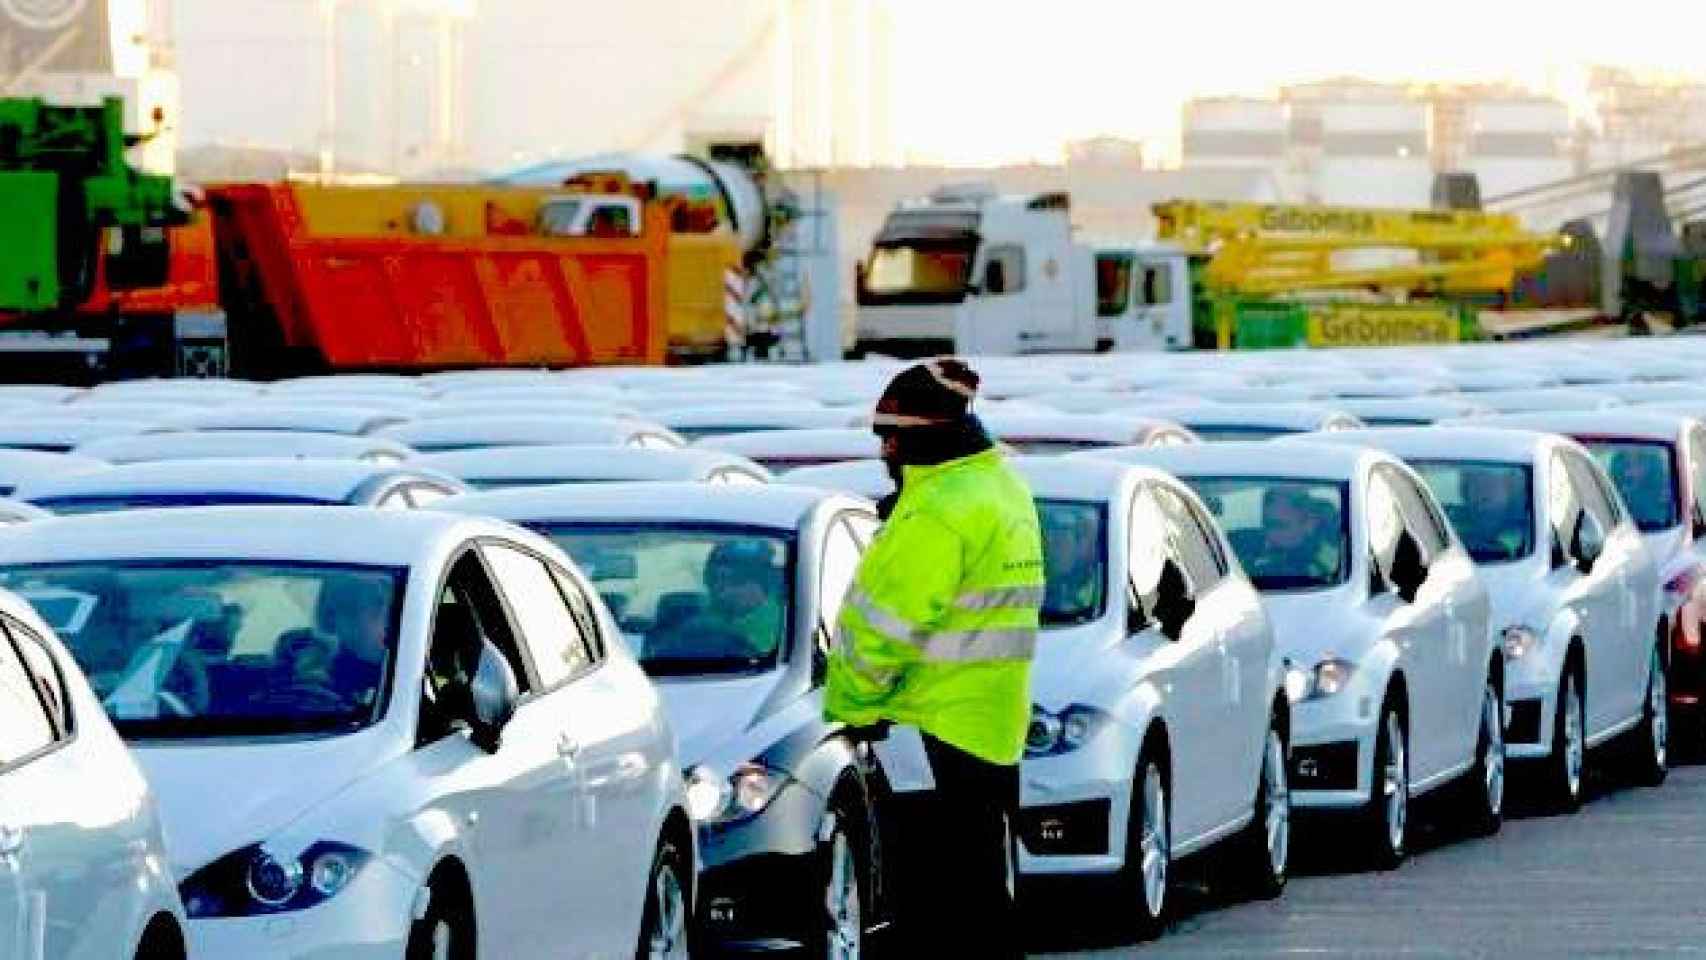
[480,540,652,957]
[1562,450,1642,733]
[1545,450,1621,735]
[1366,465,1454,784]
[411,548,589,958]
[1579,452,1652,728]
[1151,481,1254,828]
[0,624,57,960]
[1390,466,1486,774]
[1129,483,1223,841]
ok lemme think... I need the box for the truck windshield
[860,242,976,305]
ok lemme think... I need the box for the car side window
[1127,488,1170,631]
[405,484,454,508]
[1151,483,1220,593]
[375,487,412,510]
[1563,452,1618,532]
[1690,428,1706,537]
[845,513,881,547]
[0,623,57,769]
[1383,467,1449,562]
[482,543,593,690]
[549,564,608,664]
[1366,469,1407,585]
[819,517,864,633]
[1546,450,1585,563]
[5,618,70,740]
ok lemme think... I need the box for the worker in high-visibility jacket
[825,357,1043,956]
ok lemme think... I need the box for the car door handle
[0,824,21,859]
[557,733,582,761]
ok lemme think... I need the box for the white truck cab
[854,184,1191,357]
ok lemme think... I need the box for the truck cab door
[1117,254,1191,352]
[955,245,1028,355]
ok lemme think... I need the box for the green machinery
[0,96,184,312]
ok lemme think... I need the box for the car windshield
[537,524,793,677]
[1185,425,1293,441]
[1187,477,1350,590]
[1581,440,1680,532]
[31,494,335,515]
[1411,460,1534,563]
[0,561,402,739]
[1038,500,1108,627]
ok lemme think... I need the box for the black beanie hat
[873,357,980,431]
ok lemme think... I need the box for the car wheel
[1115,756,1170,940]
[1630,644,1669,786]
[813,807,866,960]
[637,839,691,960]
[1230,720,1289,899]
[1460,679,1505,836]
[1364,700,1408,870]
[1544,669,1586,813]
[404,876,474,960]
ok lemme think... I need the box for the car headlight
[685,763,786,824]
[1287,658,1356,702]
[180,842,372,919]
[1026,704,1112,757]
[1502,625,1541,660]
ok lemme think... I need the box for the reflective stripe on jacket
[825,447,1044,765]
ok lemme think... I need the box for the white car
[653,404,861,441]
[0,507,693,957]
[436,483,917,955]
[1311,427,1670,808]
[981,413,1198,455]
[0,586,189,959]
[697,429,881,473]
[1010,458,1289,934]
[417,444,771,490]
[379,414,684,453]
[0,418,168,453]
[0,450,107,497]
[1137,404,1364,442]
[12,459,469,514]
[1334,397,1494,427]
[74,431,414,465]
[165,405,411,436]
[1094,442,1501,865]
[1469,389,1624,414]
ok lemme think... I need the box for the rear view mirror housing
[1389,531,1427,604]
[1572,512,1606,575]
[468,639,520,753]
[1153,557,1197,641]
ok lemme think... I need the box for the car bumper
[1017,738,1133,876]
[186,859,418,960]
[1505,660,1558,761]
[694,779,828,951]
[1288,696,1379,811]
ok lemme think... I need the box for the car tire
[1363,698,1408,870]
[1459,678,1505,837]
[1544,668,1586,814]
[404,874,475,960]
[1629,644,1669,787]
[1229,719,1289,900]
[637,838,691,960]
[1114,755,1170,941]
[811,802,867,960]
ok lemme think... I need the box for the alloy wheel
[1563,674,1584,799]
[1138,764,1169,918]
[1650,649,1668,770]
[825,830,863,960]
[1483,684,1505,818]
[1263,730,1290,879]
[645,859,689,960]
[1383,712,1408,855]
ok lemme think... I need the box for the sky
[888,0,1706,165]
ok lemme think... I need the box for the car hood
[656,672,798,769]
[1031,620,1133,710]
[135,730,395,875]
[1261,586,1371,664]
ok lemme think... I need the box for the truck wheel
[1364,701,1408,870]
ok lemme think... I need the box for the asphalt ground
[1029,743,1706,958]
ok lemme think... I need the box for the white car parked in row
[1092,442,1501,864]
[1320,427,1670,807]
[0,508,694,958]
[0,586,189,960]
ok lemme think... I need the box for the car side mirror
[1572,512,1605,575]
[812,626,831,685]
[1126,595,1152,636]
[1154,557,1197,641]
[1389,531,1427,604]
[468,639,520,753]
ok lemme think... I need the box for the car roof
[781,460,891,499]
[0,450,108,487]
[1085,439,1380,480]
[1307,427,1556,463]
[73,431,414,463]
[436,481,867,531]
[1008,456,1161,500]
[1473,410,1700,442]
[377,415,681,449]
[1137,403,1359,430]
[416,445,769,483]
[167,405,411,434]
[0,418,168,448]
[0,506,506,568]
[13,458,461,503]
[0,499,49,524]
[696,428,880,459]
[981,412,1182,443]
